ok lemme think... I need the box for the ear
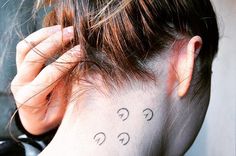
[177,36,202,97]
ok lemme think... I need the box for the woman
[11,0,219,155]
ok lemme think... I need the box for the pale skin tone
[11,25,79,134]
[11,25,206,155]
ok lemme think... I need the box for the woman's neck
[40,77,209,156]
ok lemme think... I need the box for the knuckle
[10,79,17,93]
[40,27,47,32]
[16,40,25,52]
[38,27,48,35]
[10,75,25,94]
[12,85,35,105]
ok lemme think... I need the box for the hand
[11,25,81,135]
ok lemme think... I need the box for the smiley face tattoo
[117,132,130,145]
[143,108,154,121]
[93,132,106,146]
[93,108,154,146]
[117,108,129,121]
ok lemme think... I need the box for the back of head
[39,0,219,89]
[33,0,219,155]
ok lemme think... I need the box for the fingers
[33,45,81,86]
[13,45,81,105]
[16,25,62,69]
[17,26,74,82]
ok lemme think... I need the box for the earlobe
[177,36,202,97]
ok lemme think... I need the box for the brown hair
[36,0,219,90]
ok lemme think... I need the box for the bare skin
[11,26,208,155]
[11,25,80,134]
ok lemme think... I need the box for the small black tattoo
[117,132,130,145]
[93,132,106,146]
[117,108,129,121]
[143,108,154,121]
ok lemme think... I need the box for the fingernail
[64,26,74,35]
[49,25,62,33]
[71,45,81,57]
